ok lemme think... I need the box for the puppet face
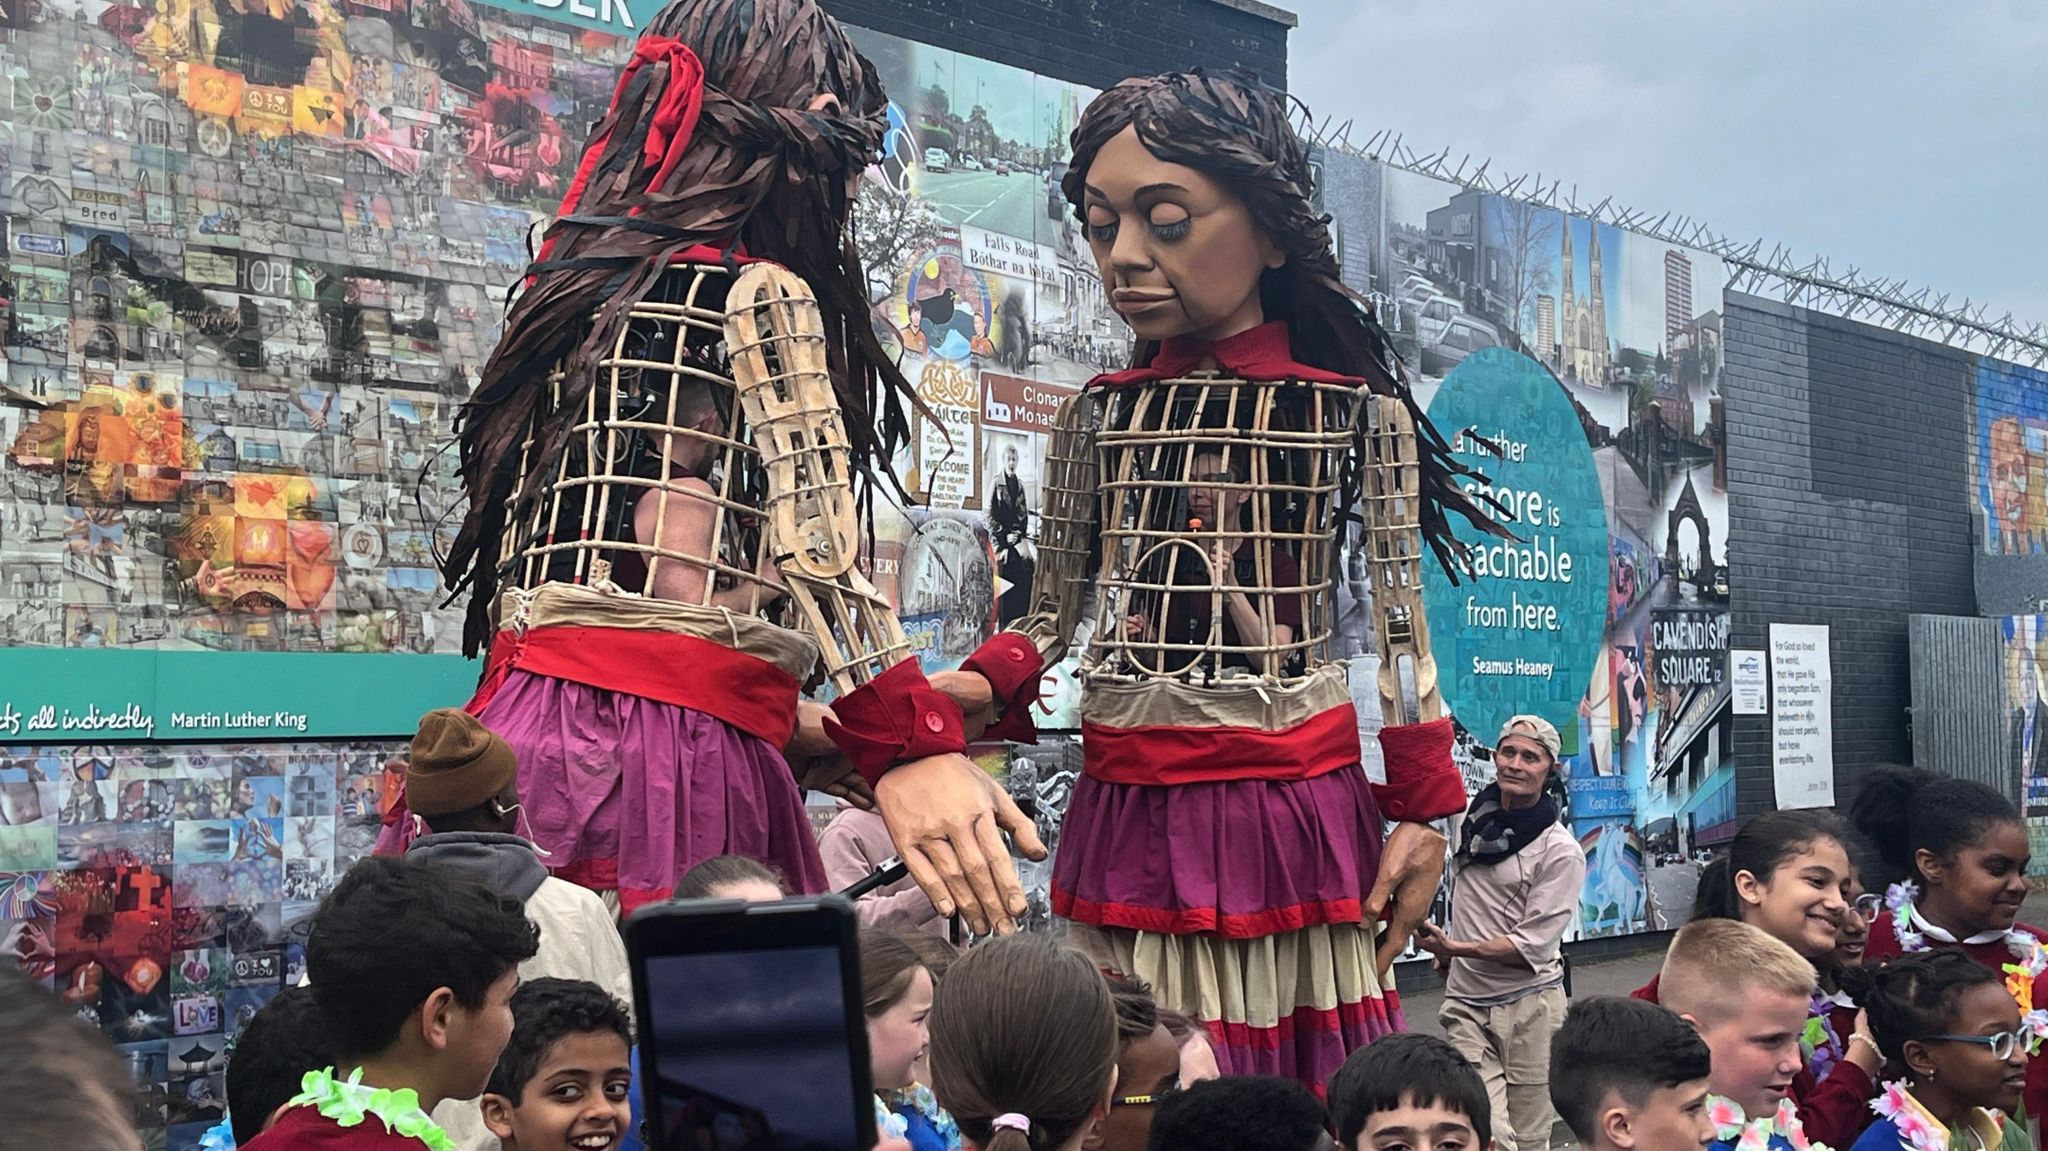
[1079,126,1282,345]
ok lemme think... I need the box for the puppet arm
[725,264,1043,934]
[1357,393,1464,976]
[942,391,1103,744]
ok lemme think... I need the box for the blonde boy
[1656,920,1814,1134]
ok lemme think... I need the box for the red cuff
[1373,718,1466,821]
[825,660,969,787]
[961,632,1045,743]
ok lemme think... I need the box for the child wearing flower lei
[1860,1080,2019,1151]
[877,1082,964,1151]
[1887,882,2048,1056]
[251,1066,456,1151]
[1709,1094,1834,1151]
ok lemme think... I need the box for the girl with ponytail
[927,936,1118,1151]
[1852,766,2048,1147]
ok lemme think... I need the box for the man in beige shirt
[1415,714,1586,1151]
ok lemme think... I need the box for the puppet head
[446,0,915,653]
[1064,71,1385,386]
[1065,70,1506,575]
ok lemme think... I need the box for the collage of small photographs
[0,739,405,1149]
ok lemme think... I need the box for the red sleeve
[1630,974,1659,1003]
[824,659,968,787]
[960,632,1045,744]
[1792,1059,1877,1149]
[1371,718,1466,821]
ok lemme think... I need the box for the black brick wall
[819,0,1293,93]
[1726,294,1978,824]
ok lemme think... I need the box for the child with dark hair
[243,855,540,1151]
[1087,973,1179,1151]
[480,978,636,1151]
[1148,1077,1327,1151]
[1854,765,2047,1133]
[1327,1033,1490,1151]
[865,929,957,1151]
[1842,951,2031,1151]
[225,986,338,1145]
[672,854,787,902]
[1549,997,1714,1151]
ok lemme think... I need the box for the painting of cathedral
[1559,217,1611,385]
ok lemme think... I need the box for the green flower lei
[286,1066,455,1151]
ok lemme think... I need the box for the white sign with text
[1770,624,1834,809]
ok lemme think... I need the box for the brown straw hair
[1062,69,1507,574]
[860,929,929,1017]
[928,936,1116,1151]
[444,0,918,653]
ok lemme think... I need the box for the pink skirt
[1053,767,1402,1089]
[479,667,826,912]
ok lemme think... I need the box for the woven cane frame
[498,261,777,613]
[1081,373,1357,686]
[1361,395,1441,725]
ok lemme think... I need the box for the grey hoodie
[406,831,548,904]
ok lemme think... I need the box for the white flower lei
[1885,881,2048,1053]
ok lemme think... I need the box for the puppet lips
[1113,287,1176,306]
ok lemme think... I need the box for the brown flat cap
[405,709,517,817]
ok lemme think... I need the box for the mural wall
[1319,151,1734,940]
[0,0,1748,1135]
[0,0,642,1146]
[1982,362,2048,860]
[1976,359,2048,617]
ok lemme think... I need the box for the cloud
[1287,0,2046,326]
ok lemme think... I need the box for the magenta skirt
[478,668,826,912]
[1053,766,1402,1088]
[1050,766,1386,937]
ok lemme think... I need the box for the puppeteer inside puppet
[494,259,909,695]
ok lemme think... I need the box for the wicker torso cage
[1034,373,1441,727]
[492,260,908,695]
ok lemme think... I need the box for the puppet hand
[875,752,1048,935]
[1367,819,1447,980]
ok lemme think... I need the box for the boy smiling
[481,980,635,1151]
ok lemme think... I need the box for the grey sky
[1284,1,2045,328]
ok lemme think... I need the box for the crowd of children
[4,758,2045,1151]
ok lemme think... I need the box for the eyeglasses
[1852,893,1883,919]
[1929,1031,2026,1061]
[1113,1080,1184,1108]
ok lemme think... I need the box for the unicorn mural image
[1579,820,1649,936]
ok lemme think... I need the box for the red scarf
[1091,321,1364,387]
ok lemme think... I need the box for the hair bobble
[991,1114,1031,1134]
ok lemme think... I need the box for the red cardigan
[1866,911,2048,1149]
[1630,973,1877,1147]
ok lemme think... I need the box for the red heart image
[32,94,51,113]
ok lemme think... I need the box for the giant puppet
[947,73,1506,1085]
[432,0,1040,924]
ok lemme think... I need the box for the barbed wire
[1297,115,2048,367]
